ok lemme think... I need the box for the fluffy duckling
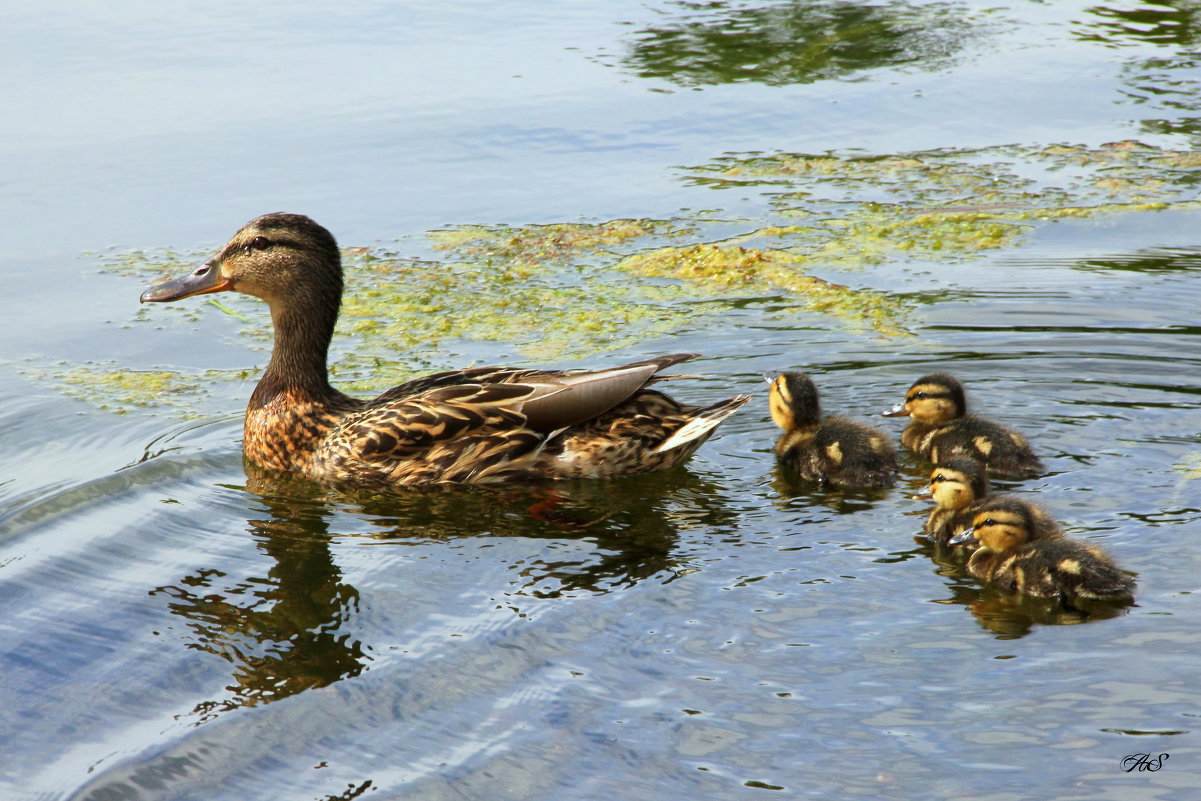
[881,373,1044,478]
[914,458,1060,544]
[769,372,897,488]
[913,457,991,544]
[949,498,1134,602]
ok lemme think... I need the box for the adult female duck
[141,213,749,486]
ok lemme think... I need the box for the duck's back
[777,417,896,487]
[309,358,749,485]
[905,414,1043,478]
[973,538,1134,601]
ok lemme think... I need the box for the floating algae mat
[44,142,1201,413]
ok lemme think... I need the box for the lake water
[2,1,1200,799]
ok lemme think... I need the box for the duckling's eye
[244,236,271,254]
[981,518,996,527]
[911,391,927,400]
[932,474,946,483]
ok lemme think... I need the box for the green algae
[615,243,905,335]
[330,248,696,391]
[680,141,1201,268]
[55,140,1201,414]
[428,218,695,265]
[25,362,252,416]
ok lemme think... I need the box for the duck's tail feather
[654,394,751,454]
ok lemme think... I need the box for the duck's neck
[251,294,346,408]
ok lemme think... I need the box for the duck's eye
[981,518,996,527]
[911,391,926,400]
[932,474,946,483]
[244,236,271,254]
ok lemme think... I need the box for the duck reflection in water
[922,502,1135,636]
[930,576,1133,638]
[151,472,366,720]
[150,462,738,721]
[334,465,740,597]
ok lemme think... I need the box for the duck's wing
[343,354,706,459]
[339,382,554,461]
[521,355,700,431]
[368,353,702,433]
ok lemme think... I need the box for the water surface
[2,2,1200,799]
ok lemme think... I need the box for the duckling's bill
[881,401,908,418]
[140,263,232,303]
[948,527,977,546]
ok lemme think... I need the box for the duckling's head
[915,457,989,509]
[948,497,1034,552]
[881,373,966,424]
[140,213,342,311]
[768,372,822,431]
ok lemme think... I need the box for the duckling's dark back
[924,415,1043,478]
[986,537,1135,602]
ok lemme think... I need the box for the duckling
[949,497,1134,602]
[139,213,750,487]
[913,457,991,543]
[913,458,1060,544]
[881,373,1044,478]
[768,372,897,488]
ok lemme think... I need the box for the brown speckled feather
[543,390,750,478]
[249,363,749,486]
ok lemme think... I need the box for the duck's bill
[881,402,909,418]
[140,263,232,303]
[911,485,934,500]
[948,527,977,546]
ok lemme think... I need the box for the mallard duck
[881,373,1044,478]
[913,457,990,543]
[948,497,1134,602]
[914,458,1059,544]
[768,372,897,487]
[139,213,750,487]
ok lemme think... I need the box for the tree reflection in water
[612,0,979,87]
[1077,2,1201,140]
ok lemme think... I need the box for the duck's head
[881,373,965,424]
[914,457,988,508]
[767,372,821,431]
[139,213,342,309]
[948,497,1034,551]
